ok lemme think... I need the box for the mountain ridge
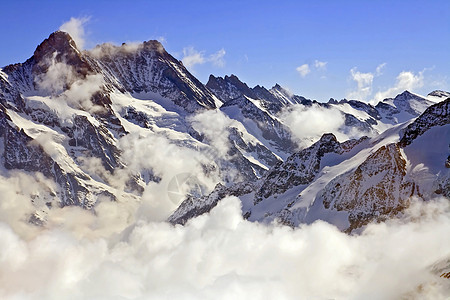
[0,30,447,231]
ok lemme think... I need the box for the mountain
[0,30,447,231]
[375,90,435,124]
[169,99,450,232]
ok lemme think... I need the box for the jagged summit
[428,90,450,97]
[32,31,93,80]
[206,74,255,103]
[207,74,311,110]
[34,31,79,58]
[90,39,166,58]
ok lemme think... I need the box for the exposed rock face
[168,182,254,225]
[206,74,256,103]
[92,41,218,112]
[428,90,450,101]
[66,115,121,172]
[255,133,343,203]
[206,74,310,113]
[33,31,93,80]
[399,98,450,147]
[320,143,414,231]
[220,95,297,153]
[0,105,95,207]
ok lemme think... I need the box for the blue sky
[1,0,448,102]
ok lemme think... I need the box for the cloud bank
[0,193,449,299]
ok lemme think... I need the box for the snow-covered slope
[170,99,450,232]
[375,90,435,124]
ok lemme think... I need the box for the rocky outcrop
[399,98,450,147]
[320,143,414,231]
[254,133,344,203]
[91,41,218,112]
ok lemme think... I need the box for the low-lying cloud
[35,54,105,115]
[280,104,358,147]
[0,193,449,299]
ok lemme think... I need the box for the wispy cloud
[59,16,90,50]
[209,48,226,67]
[375,62,387,76]
[296,64,311,77]
[347,63,386,101]
[296,60,327,78]
[181,47,226,70]
[314,60,327,70]
[374,70,424,101]
[347,68,375,101]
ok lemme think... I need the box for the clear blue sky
[1,0,448,102]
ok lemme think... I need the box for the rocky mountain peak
[32,31,93,78]
[318,132,338,143]
[142,39,165,53]
[393,90,421,102]
[34,31,79,60]
[428,90,450,99]
[206,74,255,103]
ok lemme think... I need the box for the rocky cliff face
[92,41,218,112]
[319,143,413,231]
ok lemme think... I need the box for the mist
[279,104,365,147]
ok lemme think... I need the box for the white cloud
[182,47,205,68]
[0,193,448,299]
[182,47,226,70]
[296,64,310,77]
[35,54,105,113]
[209,48,226,67]
[157,36,167,45]
[279,104,349,147]
[314,60,328,69]
[374,70,425,101]
[189,110,233,157]
[346,63,387,101]
[347,67,375,101]
[59,17,90,50]
[375,62,387,76]
[35,53,75,95]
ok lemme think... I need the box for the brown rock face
[32,31,93,79]
[321,143,417,232]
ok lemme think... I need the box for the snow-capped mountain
[0,30,447,231]
[170,99,450,231]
